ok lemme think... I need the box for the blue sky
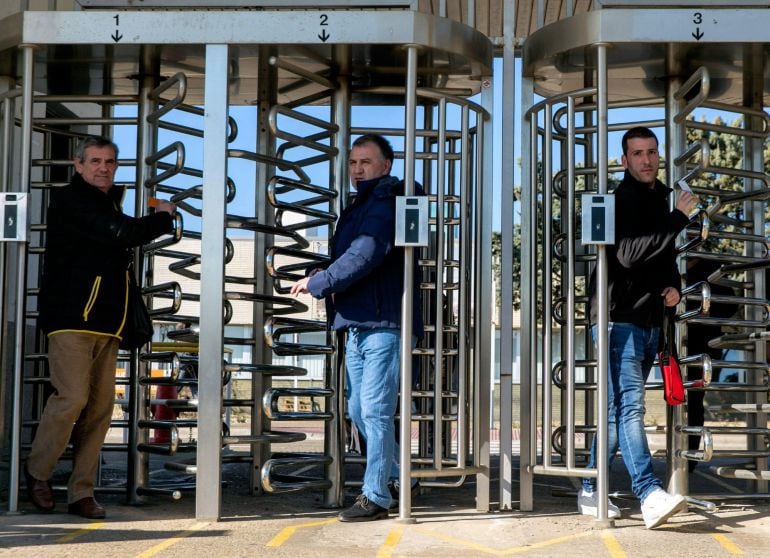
[113,57,752,235]
[113,58,512,233]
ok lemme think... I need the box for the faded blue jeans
[345,327,401,509]
[583,323,663,502]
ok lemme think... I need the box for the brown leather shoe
[23,463,55,512]
[67,497,106,519]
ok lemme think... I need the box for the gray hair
[352,133,394,164]
[74,136,119,162]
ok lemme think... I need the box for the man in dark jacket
[291,133,422,521]
[24,136,176,518]
[578,127,698,529]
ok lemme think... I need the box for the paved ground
[4,444,770,558]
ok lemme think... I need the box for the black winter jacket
[38,173,174,339]
[589,171,690,328]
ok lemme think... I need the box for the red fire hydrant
[151,384,178,443]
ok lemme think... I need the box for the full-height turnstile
[0,3,493,521]
[508,3,770,520]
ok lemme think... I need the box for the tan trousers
[27,332,118,503]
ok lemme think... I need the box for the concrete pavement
[4,450,770,557]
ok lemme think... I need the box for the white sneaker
[640,488,687,529]
[577,487,620,519]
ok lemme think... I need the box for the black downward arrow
[692,27,704,40]
[318,29,330,42]
[111,30,123,42]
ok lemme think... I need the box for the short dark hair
[621,126,658,156]
[75,136,119,162]
[352,133,394,164]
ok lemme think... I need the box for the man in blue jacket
[24,136,176,519]
[292,133,422,521]
[579,126,698,528]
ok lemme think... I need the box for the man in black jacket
[578,127,699,529]
[24,136,176,518]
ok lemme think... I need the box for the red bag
[658,309,685,406]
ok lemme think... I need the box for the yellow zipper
[82,276,102,321]
[117,270,130,335]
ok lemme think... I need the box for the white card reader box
[581,193,614,245]
[0,193,27,242]
[395,196,428,247]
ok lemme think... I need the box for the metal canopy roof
[8,1,762,48]
[523,6,770,102]
[0,8,493,105]
[3,1,765,103]
[70,0,597,46]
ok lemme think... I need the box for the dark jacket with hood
[38,173,174,340]
[589,170,690,328]
[306,174,423,337]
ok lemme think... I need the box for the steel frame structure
[0,4,493,522]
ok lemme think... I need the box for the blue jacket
[307,174,423,337]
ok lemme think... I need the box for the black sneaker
[338,494,389,522]
[387,479,420,510]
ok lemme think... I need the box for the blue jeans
[345,327,401,508]
[583,323,662,502]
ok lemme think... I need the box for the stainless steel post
[128,44,158,505]
[457,107,470,473]
[541,105,553,468]
[251,45,277,494]
[743,43,768,493]
[0,88,13,514]
[434,98,447,472]
[594,42,611,527]
[498,0,517,512]
[665,44,687,496]
[0,89,17,188]
[518,75,535,512]
[397,43,418,524]
[565,95,576,470]
[196,43,229,522]
[457,105,472,485]
[325,43,350,508]
[475,81,493,512]
[8,44,34,514]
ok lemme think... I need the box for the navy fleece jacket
[307,174,423,337]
